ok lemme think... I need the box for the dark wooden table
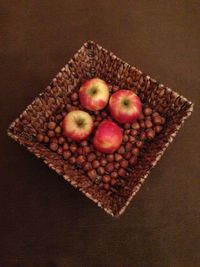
[1,1,200,266]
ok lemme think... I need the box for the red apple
[93,120,122,153]
[79,78,109,111]
[109,90,142,123]
[63,110,93,141]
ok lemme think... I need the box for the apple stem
[123,99,130,106]
[75,118,85,128]
[89,86,98,96]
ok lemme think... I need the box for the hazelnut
[114,162,120,169]
[97,166,105,175]
[124,129,131,135]
[146,116,151,121]
[69,157,76,164]
[67,137,72,143]
[161,117,166,124]
[100,158,107,166]
[129,156,137,166]
[107,154,114,162]
[140,132,146,140]
[56,114,63,121]
[43,136,49,143]
[146,128,155,140]
[153,116,163,125]
[154,125,163,133]
[63,150,71,160]
[70,144,77,153]
[84,162,92,171]
[129,136,136,143]
[110,178,117,186]
[125,142,132,152]
[63,142,69,150]
[90,146,95,152]
[131,147,140,156]
[111,172,118,178]
[120,160,128,168]
[58,136,65,145]
[92,160,100,168]
[138,113,144,120]
[48,121,56,130]
[96,151,102,157]
[145,119,153,128]
[66,104,72,111]
[124,152,132,159]
[103,183,110,190]
[103,175,111,183]
[50,137,58,144]
[57,146,63,155]
[115,153,122,162]
[81,140,88,146]
[70,92,78,101]
[36,133,44,142]
[130,129,138,136]
[118,168,126,177]
[55,126,62,134]
[140,121,145,128]
[118,145,125,154]
[48,130,55,138]
[77,155,85,165]
[124,123,131,129]
[94,176,102,185]
[50,142,58,151]
[136,141,144,149]
[123,135,129,142]
[88,169,97,181]
[152,112,160,117]
[73,101,79,106]
[99,183,104,189]
[105,163,114,173]
[88,153,96,162]
[83,146,91,155]
[77,147,83,154]
[144,107,153,116]
[131,122,140,130]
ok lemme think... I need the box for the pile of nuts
[36,86,166,194]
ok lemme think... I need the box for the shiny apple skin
[109,90,142,123]
[93,120,122,153]
[63,110,93,141]
[79,78,109,111]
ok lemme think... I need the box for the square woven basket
[7,41,193,217]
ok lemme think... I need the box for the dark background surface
[1,1,200,266]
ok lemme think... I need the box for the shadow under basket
[7,41,193,217]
